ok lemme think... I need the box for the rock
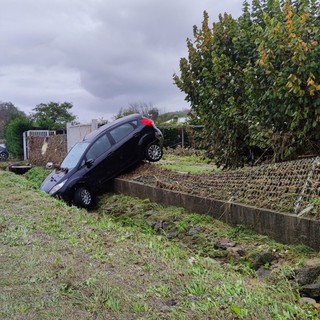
[295,259,320,286]
[226,246,246,261]
[144,209,155,217]
[256,266,272,281]
[299,297,317,305]
[300,283,320,299]
[166,228,179,239]
[214,238,236,250]
[252,251,277,270]
[187,226,203,237]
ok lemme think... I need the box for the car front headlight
[49,179,67,195]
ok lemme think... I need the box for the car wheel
[73,186,93,208]
[0,152,8,161]
[145,142,163,162]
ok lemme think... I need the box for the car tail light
[140,118,154,126]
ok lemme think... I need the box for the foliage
[4,114,33,157]
[174,0,320,167]
[0,102,25,139]
[24,166,50,189]
[30,102,76,130]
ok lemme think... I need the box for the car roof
[83,113,142,142]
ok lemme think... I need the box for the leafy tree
[245,0,320,161]
[0,102,25,139]
[31,102,76,130]
[174,10,255,166]
[114,103,159,121]
[174,0,320,167]
[4,114,33,158]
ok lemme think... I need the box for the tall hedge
[174,0,320,167]
[4,115,33,158]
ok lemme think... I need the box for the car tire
[73,186,93,208]
[145,142,163,162]
[0,152,8,161]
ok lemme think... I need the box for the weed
[188,264,208,277]
[184,281,206,296]
[147,284,172,298]
[130,301,150,313]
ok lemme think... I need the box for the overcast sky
[0,0,246,122]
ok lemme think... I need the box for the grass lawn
[157,149,218,174]
[0,169,319,319]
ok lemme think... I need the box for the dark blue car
[40,114,163,208]
[0,146,9,161]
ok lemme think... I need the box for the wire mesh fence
[127,157,320,217]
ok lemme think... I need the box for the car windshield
[60,142,90,170]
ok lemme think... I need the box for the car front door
[81,133,118,190]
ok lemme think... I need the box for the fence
[66,120,98,151]
[24,120,99,165]
[23,130,56,161]
[159,125,203,149]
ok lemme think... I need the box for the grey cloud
[0,0,246,121]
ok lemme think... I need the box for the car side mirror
[85,159,94,168]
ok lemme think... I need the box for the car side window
[109,122,135,143]
[86,134,111,160]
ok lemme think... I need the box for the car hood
[40,169,68,193]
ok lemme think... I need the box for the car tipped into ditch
[40,114,163,208]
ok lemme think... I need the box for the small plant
[147,284,171,298]
[185,281,206,296]
[130,301,150,313]
[105,297,121,312]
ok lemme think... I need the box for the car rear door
[107,120,142,170]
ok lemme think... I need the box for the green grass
[158,151,218,174]
[0,170,319,319]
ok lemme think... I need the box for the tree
[174,11,255,167]
[31,102,76,130]
[245,0,320,161]
[174,0,320,167]
[4,114,33,158]
[0,102,25,139]
[114,103,159,121]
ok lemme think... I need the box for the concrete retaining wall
[114,178,320,251]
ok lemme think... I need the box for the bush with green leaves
[174,0,320,167]
[4,115,33,158]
